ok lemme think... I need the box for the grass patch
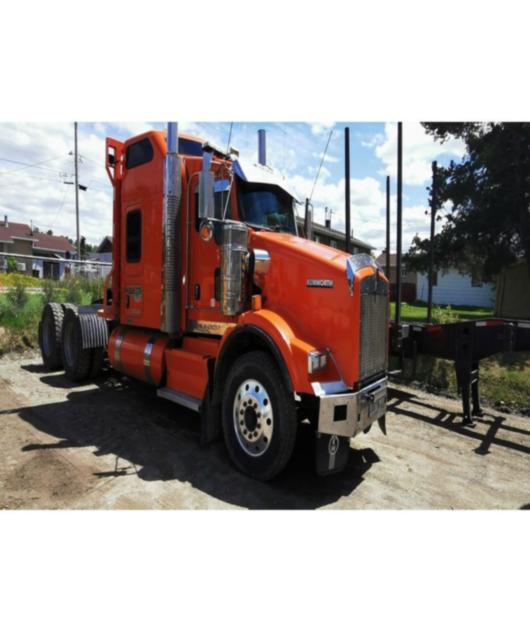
[389,302,530,412]
[390,301,493,323]
[0,292,44,353]
[0,275,102,355]
[0,272,42,288]
[393,351,530,414]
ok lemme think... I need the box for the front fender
[220,309,316,394]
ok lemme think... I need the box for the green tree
[6,257,18,273]
[405,123,530,280]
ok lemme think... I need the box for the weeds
[0,273,103,355]
[42,279,57,303]
[432,304,459,324]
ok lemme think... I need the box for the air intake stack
[258,129,267,166]
[161,122,182,334]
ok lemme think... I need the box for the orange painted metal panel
[165,348,210,401]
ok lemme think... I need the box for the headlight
[308,350,328,374]
[253,249,271,286]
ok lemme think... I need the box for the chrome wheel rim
[233,378,274,457]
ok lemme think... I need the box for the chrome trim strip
[188,319,233,336]
[311,380,349,396]
[157,387,201,412]
[143,335,158,383]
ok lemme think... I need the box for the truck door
[186,176,234,334]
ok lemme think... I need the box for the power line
[0,171,70,189]
[0,155,67,176]
[47,185,70,231]
[78,153,107,172]
[309,129,333,202]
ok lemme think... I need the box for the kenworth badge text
[38,123,389,480]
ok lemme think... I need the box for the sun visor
[233,159,301,203]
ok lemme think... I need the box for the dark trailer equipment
[388,125,530,424]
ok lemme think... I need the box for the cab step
[157,387,201,412]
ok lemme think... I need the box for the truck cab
[40,124,388,480]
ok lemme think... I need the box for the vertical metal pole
[258,129,267,166]
[304,198,313,240]
[74,121,80,260]
[395,122,403,328]
[385,175,390,279]
[427,160,437,323]
[344,126,351,254]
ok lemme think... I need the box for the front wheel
[222,351,297,480]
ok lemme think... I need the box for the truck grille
[359,273,388,381]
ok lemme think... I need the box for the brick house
[0,215,76,279]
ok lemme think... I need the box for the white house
[416,269,495,308]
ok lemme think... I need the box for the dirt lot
[0,351,528,509]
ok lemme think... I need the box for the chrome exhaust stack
[161,122,182,334]
[258,129,267,166]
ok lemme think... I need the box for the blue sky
[0,122,466,253]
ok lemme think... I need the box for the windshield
[237,181,296,234]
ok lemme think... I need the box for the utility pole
[385,175,390,279]
[427,160,437,323]
[344,126,351,254]
[395,122,403,329]
[74,121,80,260]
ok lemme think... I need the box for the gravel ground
[0,351,528,509]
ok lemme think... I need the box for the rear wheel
[61,309,92,382]
[222,351,297,480]
[39,302,64,370]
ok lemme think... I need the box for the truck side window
[126,138,153,169]
[126,209,142,262]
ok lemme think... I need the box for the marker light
[308,350,328,374]
[199,220,214,242]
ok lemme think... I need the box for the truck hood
[249,230,387,388]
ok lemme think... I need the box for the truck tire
[89,347,105,378]
[60,308,92,382]
[39,302,64,370]
[221,350,297,481]
[61,302,78,314]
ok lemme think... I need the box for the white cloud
[311,151,339,164]
[291,173,387,247]
[0,122,445,256]
[0,122,113,244]
[373,122,465,186]
[309,122,335,136]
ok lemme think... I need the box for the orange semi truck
[38,123,389,480]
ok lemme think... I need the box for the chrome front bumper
[312,376,387,438]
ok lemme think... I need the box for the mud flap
[200,358,223,446]
[315,433,350,475]
[200,390,222,446]
[378,414,387,435]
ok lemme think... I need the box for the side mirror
[198,151,215,219]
